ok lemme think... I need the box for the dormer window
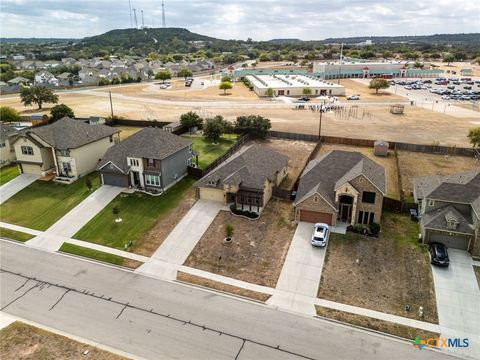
[313,195,319,203]
[428,199,435,207]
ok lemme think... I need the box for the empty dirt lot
[317,143,400,199]
[184,199,295,287]
[397,151,479,196]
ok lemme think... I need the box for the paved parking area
[431,249,480,359]
[267,222,326,315]
[136,199,225,280]
[0,174,39,204]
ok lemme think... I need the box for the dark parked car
[299,96,311,101]
[429,242,449,267]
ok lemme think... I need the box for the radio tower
[161,1,166,28]
[141,9,145,29]
[132,8,138,29]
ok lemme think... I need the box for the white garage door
[21,163,42,175]
[199,187,224,202]
[429,231,469,250]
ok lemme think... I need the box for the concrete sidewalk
[267,222,326,315]
[136,199,225,280]
[0,174,39,204]
[45,185,123,238]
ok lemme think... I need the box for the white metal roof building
[246,74,345,97]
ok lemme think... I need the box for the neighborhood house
[97,127,193,193]
[414,169,480,256]
[195,144,289,213]
[295,150,386,226]
[12,117,120,181]
[0,121,19,166]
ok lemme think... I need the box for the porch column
[51,147,59,175]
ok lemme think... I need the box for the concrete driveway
[136,199,225,279]
[267,222,327,315]
[431,249,480,359]
[0,174,39,204]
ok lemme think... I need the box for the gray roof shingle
[17,117,119,150]
[295,150,386,208]
[422,205,475,235]
[98,127,192,173]
[196,144,289,191]
[0,121,18,141]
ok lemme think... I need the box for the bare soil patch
[177,272,271,302]
[315,306,439,341]
[397,151,479,197]
[318,212,438,324]
[249,138,316,190]
[184,199,295,287]
[0,322,128,360]
[317,143,400,199]
[131,185,196,256]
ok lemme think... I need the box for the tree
[221,75,232,83]
[266,87,275,97]
[302,88,312,97]
[177,68,193,80]
[180,111,203,130]
[382,51,393,59]
[0,106,20,122]
[468,128,480,148]
[225,224,234,239]
[368,78,390,94]
[219,81,232,95]
[203,115,226,143]
[443,53,455,66]
[20,86,58,110]
[50,104,75,121]
[413,61,423,69]
[234,115,271,139]
[474,56,480,65]
[155,70,171,83]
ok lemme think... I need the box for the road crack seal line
[235,339,246,360]
[0,268,316,360]
[1,282,39,311]
[14,278,29,292]
[49,289,70,311]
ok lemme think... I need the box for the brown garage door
[299,210,333,225]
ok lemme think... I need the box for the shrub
[369,222,381,237]
[229,205,259,219]
[225,223,234,238]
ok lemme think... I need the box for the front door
[339,204,352,222]
[132,171,140,186]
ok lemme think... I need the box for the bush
[369,222,381,237]
[225,223,234,238]
[229,204,259,219]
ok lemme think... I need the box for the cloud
[0,0,478,39]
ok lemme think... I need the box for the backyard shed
[374,140,389,157]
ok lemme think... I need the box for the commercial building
[246,74,345,97]
[313,60,443,79]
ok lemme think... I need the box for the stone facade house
[0,122,19,166]
[11,117,119,182]
[195,144,289,213]
[97,127,193,193]
[413,169,480,256]
[295,150,386,226]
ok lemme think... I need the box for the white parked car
[311,223,330,247]
[347,95,360,100]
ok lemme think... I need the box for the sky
[0,0,479,40]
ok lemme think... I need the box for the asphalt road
[0,241,457,360]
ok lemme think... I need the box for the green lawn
[0,172,100,231]
[58,243,134,268]
[0,164,20,186]
[182,134,239,169]
[74,177,195,250]
[0,227,35,242]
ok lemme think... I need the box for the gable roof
[0,121,18,141]
[414,169,480,216]
[97,127,192,173]
[14,117,119,150]
[295,150,386,207]
[196,144,289,191]
[422,205,475,235]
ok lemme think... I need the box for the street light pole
[318,107,323,142]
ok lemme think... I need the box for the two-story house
[195,144,289,213]
[413,169,480,256]
[0,122,19,166]
[97,127,193,193]
[295,150,386,226]
[34,71,58,86]
[11,117,120,182]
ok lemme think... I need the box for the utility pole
[141,9,145,29]
[128,0,133,28]
[133,8,138,29]
[109,91,114,120]
[318,107,323,141]
[337,42,344,85]
[162,1,166,28]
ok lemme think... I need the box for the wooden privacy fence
[383,197,418,213]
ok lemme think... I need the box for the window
[59,149,70,157]
[187,158,192,166]
[62,162,72,172]
[313,195,319,203]
[145,174,160,187]
[148,158,154,166]
[358,211,375,225]
[21,146,33,155]
[129,159,139,166]
[109,136,113,143]
[358,211,364,224]
[362,191,376,204]
[428,199,435,207]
